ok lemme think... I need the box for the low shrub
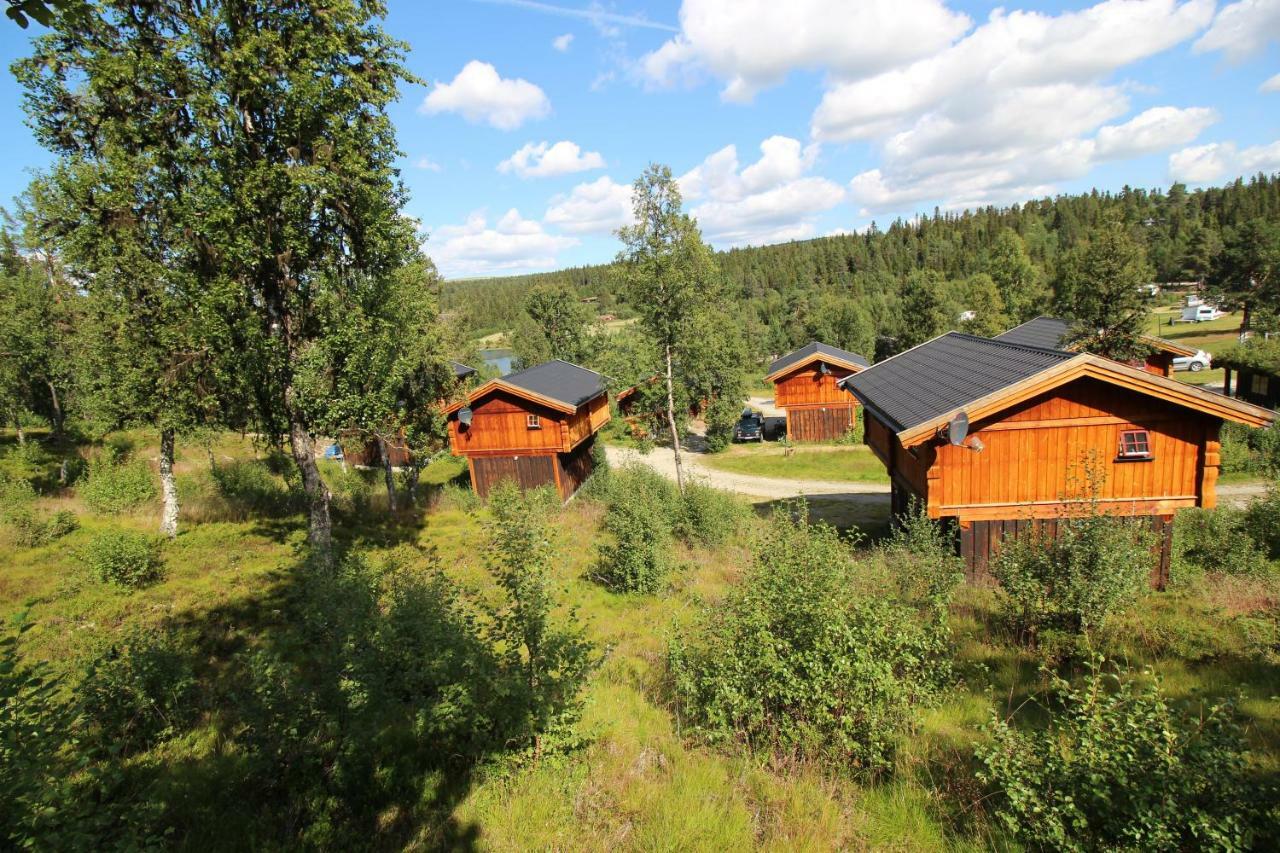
[84,530,165,589]
[675,479,748,547]
[593,464,677,593]
[878,505,965,616]
[1243,487,1280,561]
[327,464,376,514]
[8,508,79,547]
[79,454,156,514]
[668,508,953,772]
[992,512,1154,643]
[1175,507,1272,581]
[79,629,197,756]
[978,659,1265,851]
[1220,421,1280,478]
[209,459,304,518]
[439,481,481,513]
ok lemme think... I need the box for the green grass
[2,428,1278,849]
[702,443,890,483]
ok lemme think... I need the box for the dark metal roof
[501,359,606,409]
[994,316,1070,350]
[451,361,477,380]
[839,332,1076,433]
[768,341,870,376]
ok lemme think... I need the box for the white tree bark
[377,435,398,512]
[664,344,684,492]
[159,428,179,539]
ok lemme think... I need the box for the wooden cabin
[1219,342,1280,410]
[766,342,869,441]
[444,359,610,500]
[341,361,479,467]
[840,333,1275,586]
[996,316,1197,378]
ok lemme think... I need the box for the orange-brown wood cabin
[840,333,1276,587]
[766,342,870,441]
[444,359,610,500]
[996,316,1198,378]
[342,361,478,467]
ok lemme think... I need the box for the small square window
[1118,429,1151,459]
[526,414,541,430]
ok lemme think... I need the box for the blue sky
[2,0,1278,278]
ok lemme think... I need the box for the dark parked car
[734,409,764,442]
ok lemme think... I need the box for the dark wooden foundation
[468,435,597,502]
[957,514,1174,590]
[785,404,856,442]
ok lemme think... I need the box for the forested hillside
[445,174,1280,357]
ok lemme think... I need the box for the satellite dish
[458,407,473,427]
[818,362,831,376]
[947,411,969,446]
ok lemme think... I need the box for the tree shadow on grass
[24,546,545,849]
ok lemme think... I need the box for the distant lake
[479,348,514,375]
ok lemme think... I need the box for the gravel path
[605,445,890,501]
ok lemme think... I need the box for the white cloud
[1094,106,1219,159]
[552,32,573,51]
[1169,139,1280,183]
[413,157,443,172]
[428,209,578,277]
[1194,0,1280,62]
[818,0,1217,212]
[640,0,970,102]
[544,176,634,234]
[678,136,845,245]
[1262,72,1280,92]
[498,140,606,178]
[420,61,550,130]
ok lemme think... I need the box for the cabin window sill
[1114,455,1153,463]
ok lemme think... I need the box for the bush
[439,481,481,512]
[9,508,79,547]
[79,629,197,756]
[1175,507,1272,581]
[593,464,678,593]
[79,454,156,514]
[878,505,964,616]
[992,513,1155,642]
[668,507,953,772]
[210,459,303,517]
[978,660,1265,851]
[84,530,165,589]
[675,479,748,547]
[1220,421,1280,478]
[1243,487,1280,561]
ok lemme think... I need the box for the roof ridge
[948,330,1076,358]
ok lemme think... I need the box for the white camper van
[1179,304,1224,323]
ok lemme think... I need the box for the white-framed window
[1118,429,1152,459]
[526,414,541,430]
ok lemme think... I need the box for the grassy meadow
[3,427,1279,849]
[700,443,889,484]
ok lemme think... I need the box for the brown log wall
[958,514,1173,589]
[469,454,558,499]
[786,404,856,442]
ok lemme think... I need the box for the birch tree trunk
[377,435,398,512]
[45,380,63,438]
[287,408,333,560]
[664,344,684,492]
[158,428,179,539]
[11,410,24,446]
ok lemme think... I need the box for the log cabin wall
[557,435,598,499]
[927,377,1214,522]
[448,390,568,456]
[786,405,856,442]
[469,454,558,499]
[959,515,1173,588]
[775,363,860,441]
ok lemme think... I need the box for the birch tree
[616,165,717,492]
[17,0,422,558]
